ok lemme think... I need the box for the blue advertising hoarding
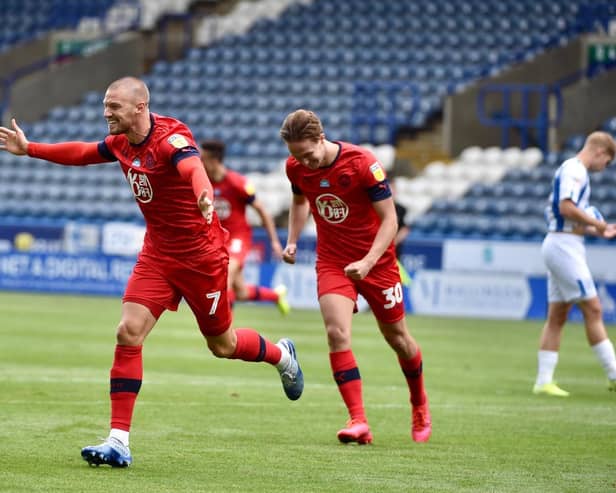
[1,221,615,322]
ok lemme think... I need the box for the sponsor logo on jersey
[131,157,141,167]
[167,134,190,149]
[319,179,330,188]
[315,193,349,223]
[214,197,231,220]
[369,162,385,182]
[127,168,153,203]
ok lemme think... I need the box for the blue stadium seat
[1,0,601,226]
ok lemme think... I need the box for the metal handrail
[476,83,563,151]
[351,80,420,144]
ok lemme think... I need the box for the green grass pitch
[1,291,615,492]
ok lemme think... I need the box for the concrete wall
[5,32,145,124]
[0,37,52,102]
[558,63,616,141]
[443,36,616,156]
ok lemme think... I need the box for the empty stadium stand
[0,0,130,53]
[0,0,614,231]
[409,119,616,242]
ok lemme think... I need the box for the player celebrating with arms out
[200,139,290,314]
[279,109,431,444]
[0,77,303,468]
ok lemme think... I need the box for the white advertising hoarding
[443,239,616,281]
[411,270,531,319]
[443,240,544,275]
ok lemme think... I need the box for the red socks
[108,330,282,432]
[330,350,366,422]
[231,328,281,364]
[245,285,279,302]
[110,344,143,431]
[398,348,426,406]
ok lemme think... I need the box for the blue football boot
[276,338,304,400]
[81,437,132,467]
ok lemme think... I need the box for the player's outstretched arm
[1,118,109,166]
[0,118,29,155]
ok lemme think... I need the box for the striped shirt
[545,157,590,233]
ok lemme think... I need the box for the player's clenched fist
[198,190,214,224]
[282,244,297,264]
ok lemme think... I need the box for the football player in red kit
[200,139,290,314]
[279,109,431,444]
[0,77,303,468]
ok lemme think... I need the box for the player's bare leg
[319,294,372,444]
[231,260,290,315]
[379,319,431,442]
[534,302,570,396]
[82,302,157,467]
[579,298,616,390]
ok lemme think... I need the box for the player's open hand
[282,244,297,264]
[198,190,214,224]
[602,223,616,239]
[0,119,29,155]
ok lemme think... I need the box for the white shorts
[541,232,596,303]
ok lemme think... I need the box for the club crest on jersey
[338,174,351,187]
[315,193,348,223]
[167,134,189,149]
[369,162,385,182]
[213,198,231,220]
[319,179,330,188]
[144,153,155,169]
[127,168,153,203]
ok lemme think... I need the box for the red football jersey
[212,169,254,242]
[99,113,226,257]
[286,142,394,267]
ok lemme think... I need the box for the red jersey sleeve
[177,155,214,201]
[285,158,303,195]
[27,141,111,165]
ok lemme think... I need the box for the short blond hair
[279,109,323,142]
[585,131,616,160]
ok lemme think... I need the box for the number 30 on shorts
[382,282,403,309]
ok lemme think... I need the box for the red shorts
[227,236,251,266]
[123,248,231,336]
[316,255,405,324]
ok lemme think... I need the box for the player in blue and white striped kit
[534,131,616,396]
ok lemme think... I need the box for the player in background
[535,131,616,396]
[279,109,431,444]
[391,182,412,287]
[394,200,411,259]
[200,139,290,315]
[0,77,303,468]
